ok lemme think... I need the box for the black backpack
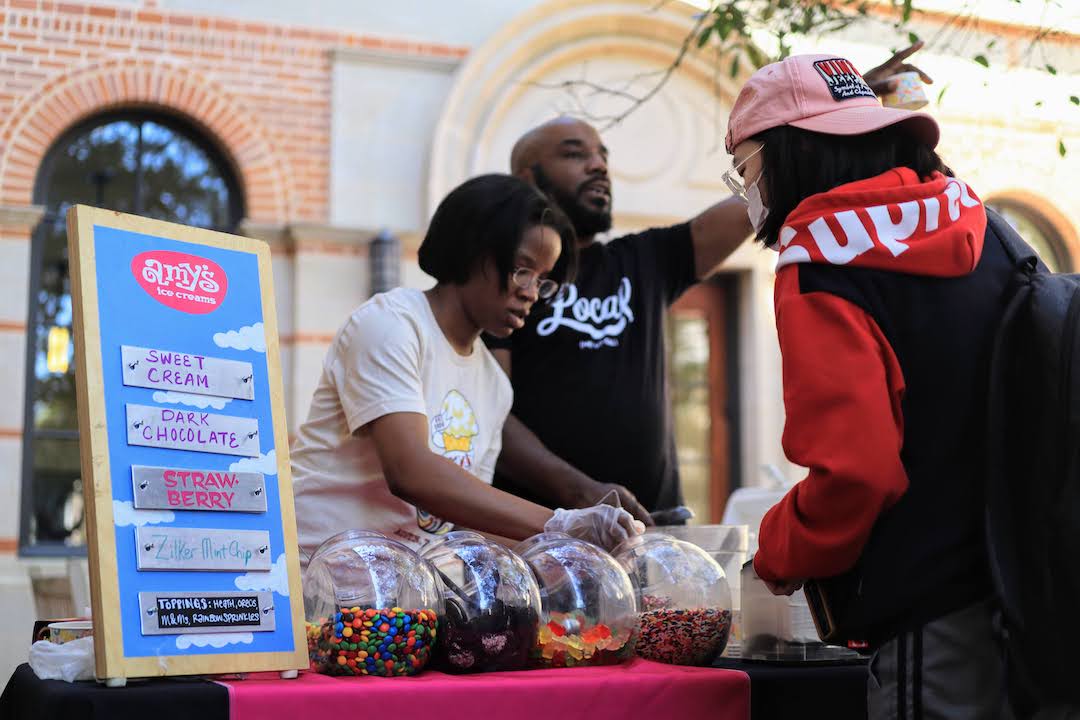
[984,209,1080,711]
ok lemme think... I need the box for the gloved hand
[544,505,645,550]
[578,483,653,526]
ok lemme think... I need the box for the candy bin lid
[514,532,638,668]
[419,531,541,673]
[302,530,441,677]
[613,533,733,666]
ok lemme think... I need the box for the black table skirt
[0,664,228,720]
[714,657,869,720]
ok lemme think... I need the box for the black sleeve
[608,221,696,306]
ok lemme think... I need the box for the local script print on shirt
[537,277,635,350]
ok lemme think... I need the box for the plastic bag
[29,636,96,682]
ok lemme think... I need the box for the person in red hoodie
[725,55,1018,718]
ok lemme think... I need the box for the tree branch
[526,8,710,130]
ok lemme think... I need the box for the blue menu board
[68,205,306,681]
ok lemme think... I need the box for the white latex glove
[544,505,645,550]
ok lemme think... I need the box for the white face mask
[745,176,768,234]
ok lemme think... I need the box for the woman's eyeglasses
[511,267,559,300]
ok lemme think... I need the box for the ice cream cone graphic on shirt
[419,390,479,536]
[430,390,479,469]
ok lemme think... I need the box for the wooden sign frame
[68,205,307,682]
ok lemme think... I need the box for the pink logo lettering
[131,250,228,315]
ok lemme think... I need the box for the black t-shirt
[488,222,697,511]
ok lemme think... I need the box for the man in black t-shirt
[486,47,927,522]
[486,117,751,518]
[490,46,928,524]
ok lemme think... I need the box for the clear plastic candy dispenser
[614,533,733,666]
[646,524,748,656]
[420,531,541,673]
[515,532,638,668]
[303,530,441,676]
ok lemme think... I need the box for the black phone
[803,572,869,650]
[802,578,840,643]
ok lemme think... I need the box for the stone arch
[427,0,747,219]
[0,57,291,223]
[986,189,1080,270]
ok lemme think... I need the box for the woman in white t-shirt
[292,174,642,558]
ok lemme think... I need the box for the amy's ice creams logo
[132,250,227,315]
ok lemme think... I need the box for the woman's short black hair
[419,173,577,293]
[753,124,952,247]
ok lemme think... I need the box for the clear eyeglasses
[510,267,559,300]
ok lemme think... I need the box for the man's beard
[532,165,612,238]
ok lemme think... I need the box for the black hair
[419,173,577,294]
[753,124,953,247]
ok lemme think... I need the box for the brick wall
[0,0,468,224]
[0,0,468,551]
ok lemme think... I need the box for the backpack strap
[984,276,1029,630]
[986,208,1044,273]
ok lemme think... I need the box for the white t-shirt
[291,288,512,558]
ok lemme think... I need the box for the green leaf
[729,55,740,80]
[907,32,920,45]
[746,43,768,68]
[1070,95,1079,106]
[987,39,996,49]
[1059,139,1067,158]
[901,0,913,22]
[1035,100,1044,107]
[697,25,714,49]
[1046,64,1058,75]
[936,84,949,104]
[973,54,990,68]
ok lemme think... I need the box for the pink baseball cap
[725,53,939,153]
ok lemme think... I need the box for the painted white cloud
[235,553,289,596]
[152,390,231,410]
[229,449,277,476]
[213,322,266,353]
[175,632,254,650]
[112,500,174,527]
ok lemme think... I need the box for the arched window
[20,111,244,553]
[988,199,1071,273]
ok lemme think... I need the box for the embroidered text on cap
[813,58,875,101]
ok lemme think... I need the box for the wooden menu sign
[68,206,306,683]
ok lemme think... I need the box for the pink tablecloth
[221,659,749,720]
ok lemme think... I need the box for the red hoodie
[754,167,988,584]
